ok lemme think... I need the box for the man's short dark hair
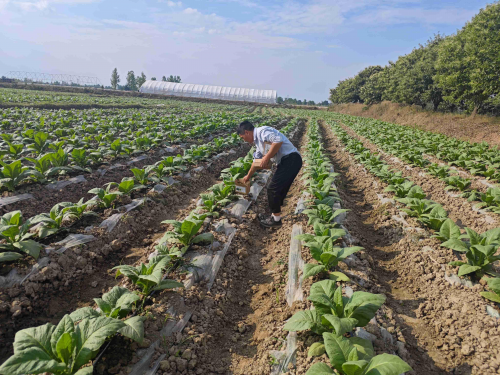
[236,120,254,135]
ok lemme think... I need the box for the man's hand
[243,174,251,183]
[260,155,271,169]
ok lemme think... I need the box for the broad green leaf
[14,323,55,356]
[284,310,322,332]
[153,279,184,290]
[0,348,66,375]
[192,232,214,244]
[322,315,358,336]
[329,271,350,282]
[305,363,334,375]
[323,332,354,371]
[73,317,125,370]
[363,353,412,375]
[50,315,74,356]
[480,291,500,303]
[310,279,337,300]
[74,366,94,375]
[441,239,469,252]
[344,292,386,327]
[303,263,326,279]
[0,252,23,262]
[69,307,100,322]
[308,342,326,357]
[342,360,369,375]
[458,265,481,276]
[119,316,146,343]
[349,337,374,360]
[55,332,74,364]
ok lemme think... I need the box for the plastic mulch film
[126,155,148,166]
[0,268,24,288]
[46,175,86,190]
[270,333,298,375]
[230,170,272,218]
[129,310,192,375]
[20,257,51,285]
[99,198,149,233]
[0,193,34,207]
[206,229,237,291]
[294,192,310,214]
[49,234,96,254]
[285,224,304,306]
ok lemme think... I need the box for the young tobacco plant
[284,280,386,349]
[441,224,500,278]
[160,217,214,254]
[69,286,145,343]
[0,160,33,191]
[303,204,348,227]
[305,334,412,375]
[0,314,126,375]
[31,202,76,238]
[113,255,184,296]
[88,187,122,208]
[296,223,361,281]
[0,211,42,263]
[106,178,145,195]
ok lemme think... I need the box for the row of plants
[335,114,500,215]
[0,125,257,264]
[334,114,500,182]
[0,117,303,375]
[328,120,500,306]
[282,117,412,375]
[0,108,281,191]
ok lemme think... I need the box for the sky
[0,0,495,102]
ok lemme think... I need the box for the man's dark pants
[267,152,303,214]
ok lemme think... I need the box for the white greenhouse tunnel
[139,81,277,104]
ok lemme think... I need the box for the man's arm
[260,142,282,169]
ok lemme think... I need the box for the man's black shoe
[259,215,282,228]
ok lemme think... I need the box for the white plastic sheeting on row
[139,81,277,104]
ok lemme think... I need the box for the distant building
[139,81,277,104]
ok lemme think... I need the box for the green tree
[110,68,120,90]
[136,72,147,88]
[330,65,383,104]
[166,75,181,83]
[162,76,167,81]
[126,71,137,91]
[151,77,157,81]
[276,96,284,104]
[435,3,500,113]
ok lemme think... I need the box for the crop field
[0,87,499,375]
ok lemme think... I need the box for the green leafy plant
[130,166,154,186]
[69,286,145,343]
[27,131,51,154]
[26,154,67,183]
[284,280,385,341]
[113,256,184,296]
[0,211,42,263]
[31,202,76,238]
[160,218,214,254]
[480,278,500,303]
[88,187,122,208]
[305,334,411,375]
[106,178,145,195]
[296,223,361,280]
[0,160,33,191]
[303,204,348,227]
[0,314,126,375]
[443,227,500,278]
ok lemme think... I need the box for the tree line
[330,2,500,115]
[109,69,182,91]
[277,97,329,106]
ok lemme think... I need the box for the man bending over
[236,120,302,228]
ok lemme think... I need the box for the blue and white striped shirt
[253,126,298,165]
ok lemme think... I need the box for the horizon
[0,0,494,102]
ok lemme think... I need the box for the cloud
[164,0,181,6]
[183,7,199,14]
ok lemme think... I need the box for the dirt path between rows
[319,120,500,375]
[175,121,308,375]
